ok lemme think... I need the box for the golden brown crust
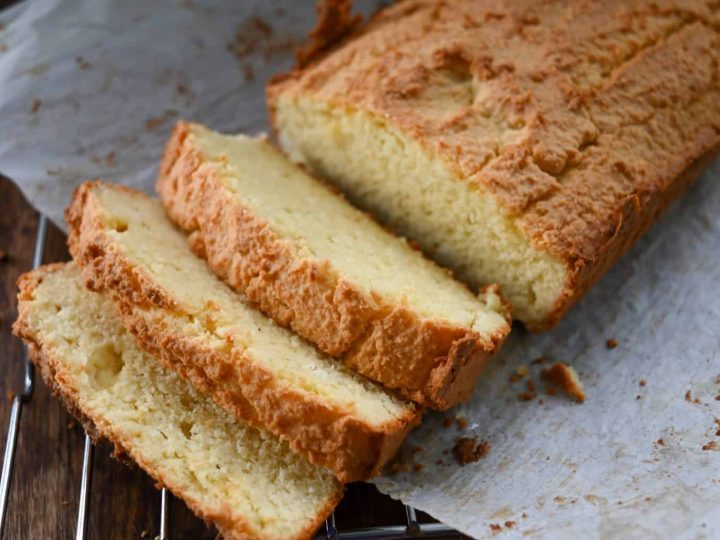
[13,264,341,540]
[157,121,510,409]
[65,182,419,482]
[268,0,720,329]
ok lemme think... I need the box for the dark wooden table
[0,177,450,539]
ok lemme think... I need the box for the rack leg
[160,487,169,539]
[0,215,47,538]
[75,435,94,540]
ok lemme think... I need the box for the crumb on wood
[702,441,718,451]
[0,249,7,262]
[456,416,468,430]
[67,420,77,430]
[541,363,585,403]
[517,391,535,402]
[639,379,646,387]
[606,338,618,349]
[30,98,41,114]
[6,390,15,403]
[452,437,491,465]
[61,500,70,506]
[140,530,149,539]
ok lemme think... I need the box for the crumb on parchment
[541,363,585,403]
[453,437,491,465]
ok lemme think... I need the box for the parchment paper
[1,2,718,539]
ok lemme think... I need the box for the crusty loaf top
[270,0,720,274]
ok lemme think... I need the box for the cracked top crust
[270,0,720,320]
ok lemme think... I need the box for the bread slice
[267,0,720,329]
[12,263,342,540]
[66,181,418,482]
[157,121,510,409]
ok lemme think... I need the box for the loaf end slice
[268,0,720,329]
[66,180,419,482]
[157,121,510,409]
[12,263,342,540]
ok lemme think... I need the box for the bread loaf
[13,263,341,540]
[157,121,510,409]
[268,0,720,329]
[66,181,419,482]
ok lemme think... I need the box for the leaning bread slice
[157,121,510,409]
[67,181,418,482]
[12,263,342,540]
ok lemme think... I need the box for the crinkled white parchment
[1,2,718,539]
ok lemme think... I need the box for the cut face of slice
[13,263,342,540]
[66,181,419,482]
[157,121,510,408]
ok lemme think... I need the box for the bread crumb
[509,365,529,382]
[505,520,516,529]
[413,463,424,472]
[489,523,502,532]
[140,530,149,538]
[435,459,444,466]
[411,445,422,454]
[715,395,720,401]
[531,356,547,365]
[0,249,7,262]
[606,338,618,349]
[702,441,718,451]
[715,429,720,437]
[538,398,544,405]
[639,379,646,387]
[442,417,454,428]
[30,99,41,114]
[517,392,535,402]
[453,438,491,465]
[526,379,536,392]
[522,512,528,518]
[541,363,585,403]
[656,438,665,446]
[456,416,468,431]
[546,387,557,396]
[145,110,175,131]
[686,390,692,402]
[5,390,15,404]
[67,420,77,431]
[75,56,90,69]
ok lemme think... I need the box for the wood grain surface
[0,176,451,539]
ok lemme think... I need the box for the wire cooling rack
[0,215,460,540]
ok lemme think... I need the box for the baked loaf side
[157,121,510,409]
[12,263,342,540]
[66,181,418,482]
[268,0,720,329]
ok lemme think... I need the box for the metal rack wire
[0,214,459,539]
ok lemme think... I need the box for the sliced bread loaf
[268,0,720,329]
[157,121,510,409]
[12,263,342,540]
[66,181,418,482]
